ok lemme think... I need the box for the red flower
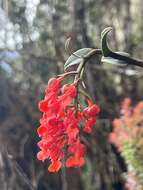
[66,156,85,167]
[66,139,86,167]
[84,117,96,133]
[38,100,48,112]
[62,84,77,97]
[83,99,100,133]
[84,99,100,116]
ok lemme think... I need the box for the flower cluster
[109,98,143,151]
[37,77,100,172]
[109,98,143,189]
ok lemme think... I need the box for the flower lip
[38,99,48,112]
[48,160,62,172]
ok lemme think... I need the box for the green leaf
[101,52,129,66]
[101,27,113,57]
[101,27,130,66]
[64,48,93,71]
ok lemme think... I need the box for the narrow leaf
[64,48,93,71]
[101,27,113,57]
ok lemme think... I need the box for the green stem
[74,59,85,83]
[58,71,78,77]
[73,49,102,115]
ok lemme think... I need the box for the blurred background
[0,0,143,190]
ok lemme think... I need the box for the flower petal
[48,160,62,172]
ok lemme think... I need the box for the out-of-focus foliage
[110,98,143,189]
[0,0,143,190]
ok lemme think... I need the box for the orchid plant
[36,27,143,173]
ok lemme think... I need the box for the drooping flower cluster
[109,98,143,189]
[37,77,100,172]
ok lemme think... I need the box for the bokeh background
[0,0,143,189]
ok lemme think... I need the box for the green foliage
[122,139,143,183]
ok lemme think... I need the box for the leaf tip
[101,27,112,38]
